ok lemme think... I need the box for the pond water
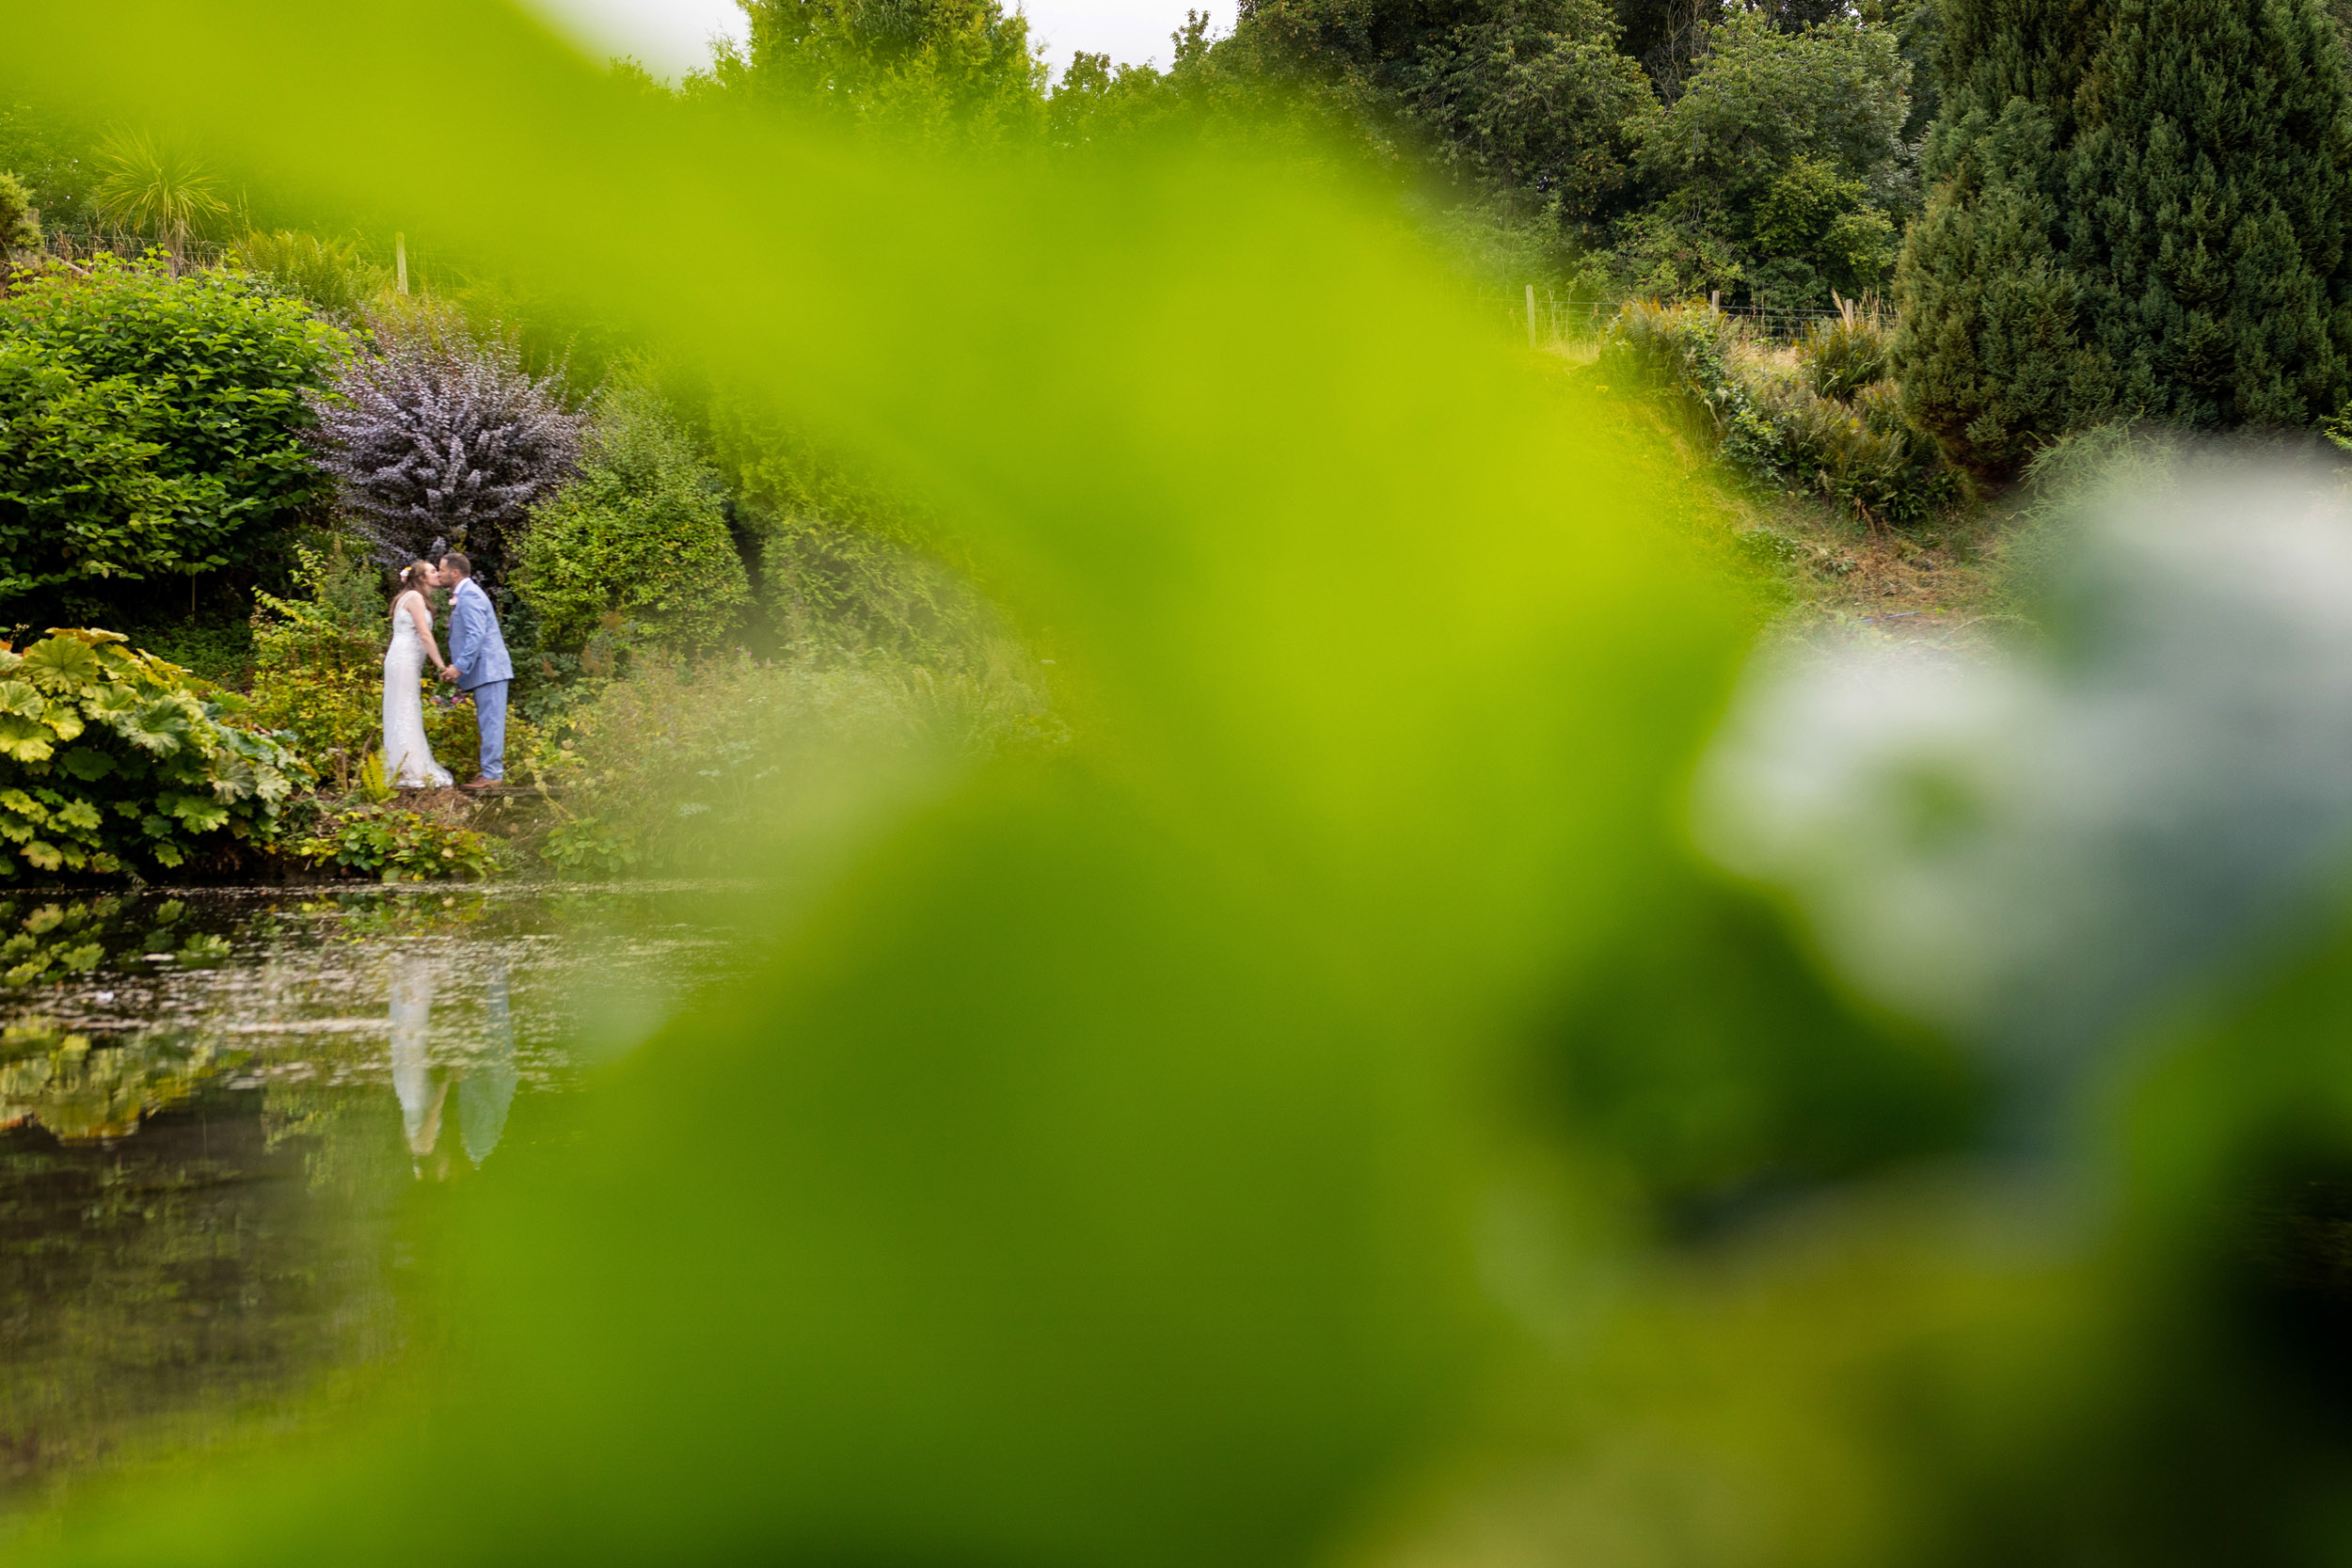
[0,884,750,1518]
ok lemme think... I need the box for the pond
[0,883,751,1521]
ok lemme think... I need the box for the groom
[437,552,513,792]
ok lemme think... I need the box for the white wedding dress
[383,597,453,788]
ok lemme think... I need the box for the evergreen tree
[1893,0,2102,477]
[1898,0,2352,479]
[2070,0,2352,429]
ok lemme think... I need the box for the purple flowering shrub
[310,304,581,576]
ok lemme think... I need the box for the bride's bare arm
[403,593,449,672]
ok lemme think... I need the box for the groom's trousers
[469,679,509,781]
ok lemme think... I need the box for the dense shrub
[1598,300,1785,481]
[527,648,1062,877]
[702,387,1006,661]
[0,258,348,618]
[294,803,500,881]
[1602,298,1950,523]
[310,302,580,577]
[1802,304,1891,401]
[0,629,304,880]
[0,171,38,253]
[1752,372,1952,526]
[514,380,751,655]
[229,229,387,320]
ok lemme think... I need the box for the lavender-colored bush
[310,305,581,576]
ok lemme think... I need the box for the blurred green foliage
[14,6,2352,1568]
[525,645,1060,877]
[514,377,750,655]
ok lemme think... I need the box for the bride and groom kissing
[383,551,512,793]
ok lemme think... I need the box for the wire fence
[1486,287,1848,348]
[28,228,232,272]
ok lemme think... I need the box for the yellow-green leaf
[19,637,103,693]
[0,716,55,764]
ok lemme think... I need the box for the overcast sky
[524,0,1235,83]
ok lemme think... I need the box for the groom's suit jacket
[448,578,514,690]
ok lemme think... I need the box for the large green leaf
[0,715,54,765]
[81,686,137,720]
[18,635,103,693]
[113,697,195,755]
[56,747,116,782]
[164,795,229,833]
[40,701,84,741]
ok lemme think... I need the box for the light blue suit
[447,577,514,780]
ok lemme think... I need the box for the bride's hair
[395,561,435,599]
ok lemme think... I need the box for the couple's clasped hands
[436,664,458,683]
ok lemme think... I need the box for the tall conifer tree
[1897,0,2352,479]
[2070,0,2352,429]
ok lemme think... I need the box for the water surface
[0,883,747,1515]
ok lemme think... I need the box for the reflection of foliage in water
[0,1077,404,1509]
[0,883,748,1514]
[0,895,228,987]
[0,1020,231,1141]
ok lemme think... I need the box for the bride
[384,561,455,789]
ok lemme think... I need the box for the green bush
[1754,373,1952,526]
[1598,300,1784,482]
[227,229,387,320]
[1895,0,2352,479]
[1802,305,1891,401]
[116,617,256,686]
[247,545,391,783]
[0,628,305,879]
[0,169,38,253]
[514,379,751,656]
[294,802,500,881]
[1603,298,1950,524]
[701,386,1006,662]
[0,257,349,619]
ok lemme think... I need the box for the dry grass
[1729,485,2019,653]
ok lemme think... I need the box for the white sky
[525,0,1235,82]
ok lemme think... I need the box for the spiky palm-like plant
[90,132,227,263]
[310,304,583,578]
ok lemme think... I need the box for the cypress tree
[1896,0,2352,480]
[2070,0,2352,429]
[1895,0,2107,478]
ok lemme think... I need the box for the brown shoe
[459,776,500,792]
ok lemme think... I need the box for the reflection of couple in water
[389,956,517,1180]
